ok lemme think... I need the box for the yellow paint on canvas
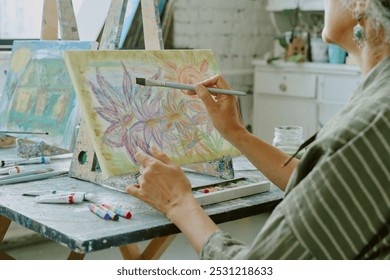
[52,94,68,120]
[14,89,34,112]
[10,48,32,72]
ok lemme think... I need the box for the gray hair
[341,0,390,43]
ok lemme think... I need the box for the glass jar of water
[272,126,304,158]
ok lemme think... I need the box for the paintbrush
[0,169,67,185]
[0,154,72,168]
[0,166,23,175]
[0,167,54,182]
[0,130,49,135]
[1,156,51,168]
[135,78,247,96]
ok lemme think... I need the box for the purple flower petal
[103,123,125,147]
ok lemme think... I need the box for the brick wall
[172,0,274,128]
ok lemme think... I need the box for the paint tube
[35,192,94,204]
[101,204,132,219]
[89,203,110,220]
[98,205,119,221]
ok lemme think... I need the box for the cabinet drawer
[254,71,317,98]
[318,74,361,103]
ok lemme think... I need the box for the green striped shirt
[200,56,390,260]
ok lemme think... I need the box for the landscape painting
[0,40,98,151]
[64,49,240,176]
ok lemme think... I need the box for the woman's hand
[187,74,246,142]
[126,147,220,254]
[188,74,298,190]
[126,146,196,219]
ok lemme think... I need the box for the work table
[0,147,284,258]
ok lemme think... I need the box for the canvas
[0,51,11,99]
[64,49,240,177]
[0,40,98,151]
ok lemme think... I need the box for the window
[0,0,84,49]
[0,0,44,39]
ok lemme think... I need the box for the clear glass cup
[272,126,304,157]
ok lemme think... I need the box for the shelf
[267,0,324,11]
[300,0,324,11]
[252,60,361,76]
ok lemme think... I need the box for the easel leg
[67,251,85,260]
[142,235,176,260]
[119,235,176,260]
[119,243,143,260]
[0,216,15,260]
[0,216,11,241]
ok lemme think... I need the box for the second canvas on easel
[65,49,240,177]
[0,40,98,151]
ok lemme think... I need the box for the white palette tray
[193,177,270,206]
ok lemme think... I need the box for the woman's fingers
[126,183,140,196]
[150,146,171,164]
[201,74,229,89]
[195,83,218,109]
[135,150,151,167]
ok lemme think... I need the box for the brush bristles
[135,77,146,86]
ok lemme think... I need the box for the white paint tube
[35,192,94,204]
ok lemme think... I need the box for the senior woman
[126,0,390,259]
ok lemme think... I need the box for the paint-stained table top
[0,147,284,254]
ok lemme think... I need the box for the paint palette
[192,177,270,206]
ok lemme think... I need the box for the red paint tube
[35,192,94,204]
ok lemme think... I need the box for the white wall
[172,0,274,128]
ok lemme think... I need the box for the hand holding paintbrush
[136,77,247,96]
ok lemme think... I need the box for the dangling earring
[353,16,366,48]
[352,0,367,48]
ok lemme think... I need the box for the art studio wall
[172,0,274,129]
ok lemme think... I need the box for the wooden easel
[68,0,175,260]
[68,0,130,186]
[69,0,169,187]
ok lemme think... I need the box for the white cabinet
[300,0,324,11]
[267,0,299,11]
[254,71,317,98]
[253,94,317,143]
[267,0,324,11]
[252,60,361,143]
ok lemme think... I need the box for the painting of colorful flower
[65,50,240,177]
